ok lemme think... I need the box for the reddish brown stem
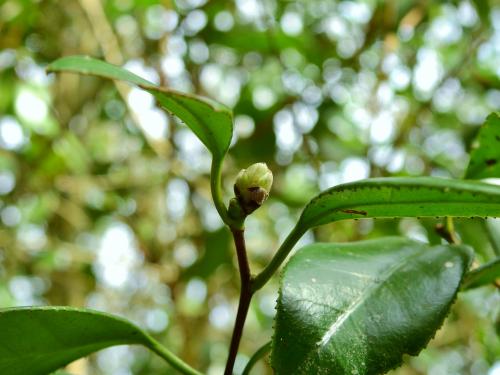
[224,229,253,375]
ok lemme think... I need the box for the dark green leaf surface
[0,307,201,375]
[465,112,500,179]
[298,177,500,230]
[47,56,233,159]
[272,238,472,375]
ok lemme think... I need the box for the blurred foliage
[0,0,499,374]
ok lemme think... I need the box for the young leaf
[465,112,500,179]
[252,177,500,291]
[272,238,472,375]
[299,177,500,230]
[0,306,201,375]
[46,56,233,159]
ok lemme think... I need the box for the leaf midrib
[297,247,423,370]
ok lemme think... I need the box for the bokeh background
[1,0,499,374]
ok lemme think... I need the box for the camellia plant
[0,56,499,375]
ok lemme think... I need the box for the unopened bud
[234,162,273,215]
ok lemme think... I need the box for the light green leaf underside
[0,307,153,375]
[47,56,233,159]
[299,177,500,230]
[272,238,472,375]
[465,112,500,179]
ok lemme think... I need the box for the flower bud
[234,162,273,215]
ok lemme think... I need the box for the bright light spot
[16,58,51,85]
[94,223,142,289]
[252,86,276,110]
[282,70,306,94]
[0,170,15,195]
[144,6,179,39]
[189,40,209,64]
[0,116,26,150]
[319,162,341,190]
[1,205,21,226]
[214,11,234,31]
[200,64,222,92]
[259,293,277,317]
[127,87,154,112]
[0,49,16,70]
[145,308,169,332]
[115,15,138,38]
[433,78,462,112]
[302,85,323,105]
[97,346,134,374]
[9,276,46,306]
[324,16,346,39]
[209,303,231,329]
[161,54,185,78]
[183,9,207,35]
[166,178,189,220]
[274,109,302,152]
[340,157,370,183]
[457,1,478,27]
[426,16,462,45]
[338,1,372,23]
[186,278,207,303]
[489,361,500,375]
[376,83,394,106]
[329,84,350,104]
[17,224,47,252]
[236,0,263,21]
[167,35,187,56]
[137,108,169,140]
[281,12,303,36]
[293,102,318,133]
[234,115,255,139]
[389,65,411,90]
[173,241,197,268]
[174,128,211,172]
[413,48,443,96]
[370,111,395,144]
[15,89,48,125]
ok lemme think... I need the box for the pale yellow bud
[234,163,273,214]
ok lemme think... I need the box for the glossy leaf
[0,307,200,375]
[465,112,500,179]
[47,56,233,159]
[298,177,500,230]
[272,238,472,375]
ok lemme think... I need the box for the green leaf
[272,238,473,375]
[463,257,500,289]
[298,177,500,230]
[252,177,500,292]
[46,56,233,159]
[465,112,500,179]
[0,306,201,375]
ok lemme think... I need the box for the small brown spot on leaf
[341,209,367,216]
[486,159,497,166]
